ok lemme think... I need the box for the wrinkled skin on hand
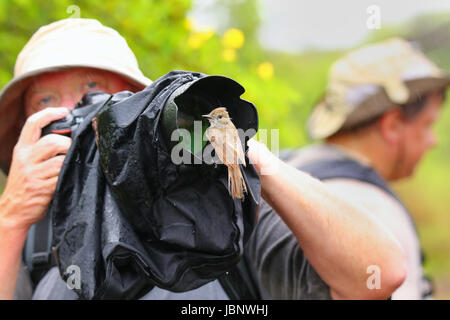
[0,107,71,232]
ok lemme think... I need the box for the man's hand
[0,107,71,299]
[0,107,71,233]
[247,138,279,177]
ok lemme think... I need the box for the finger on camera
[18,107,69,145]
[36,155,66,179]
[32,176,59,199]
[42,176,59,195]
[33,134,72,162]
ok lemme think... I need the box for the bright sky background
[191,0,450,52]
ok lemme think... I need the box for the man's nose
[59,94,80,110]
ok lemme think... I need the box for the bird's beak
[202,114,212,119]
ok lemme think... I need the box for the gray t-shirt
[13,261,33,299]
[244,199,331,300]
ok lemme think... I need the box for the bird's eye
[218,115,222,119]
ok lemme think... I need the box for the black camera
[41,91,109,138]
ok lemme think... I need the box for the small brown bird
[203,107,247,199]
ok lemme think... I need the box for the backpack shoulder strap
[23,213,55,286]
[299,158,399,199]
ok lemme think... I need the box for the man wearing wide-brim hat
[0,18,152,299]
[284,37,450,299]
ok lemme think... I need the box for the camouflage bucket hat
[307,38,450,140]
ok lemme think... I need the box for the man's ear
[378,108,405,144]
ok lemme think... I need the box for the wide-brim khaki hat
[0,18,153,174]
[307,38,450,140]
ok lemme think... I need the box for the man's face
[391,92,444,180]
[24,67,133,117]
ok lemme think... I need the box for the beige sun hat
[307,37,450,140]
[0,18,153,174]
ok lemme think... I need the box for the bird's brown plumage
[203,107,247,199]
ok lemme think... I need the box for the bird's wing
[206,127,246,166]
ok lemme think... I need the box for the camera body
[41,106,89,137]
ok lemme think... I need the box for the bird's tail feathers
[228,165,247,199]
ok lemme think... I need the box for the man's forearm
[0,198,29,300]
[259,159,406,299]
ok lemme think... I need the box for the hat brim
[307,76,450,140]
[0,64,152,174]
[307,97,348,140]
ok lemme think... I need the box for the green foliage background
[1,0,449,298]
